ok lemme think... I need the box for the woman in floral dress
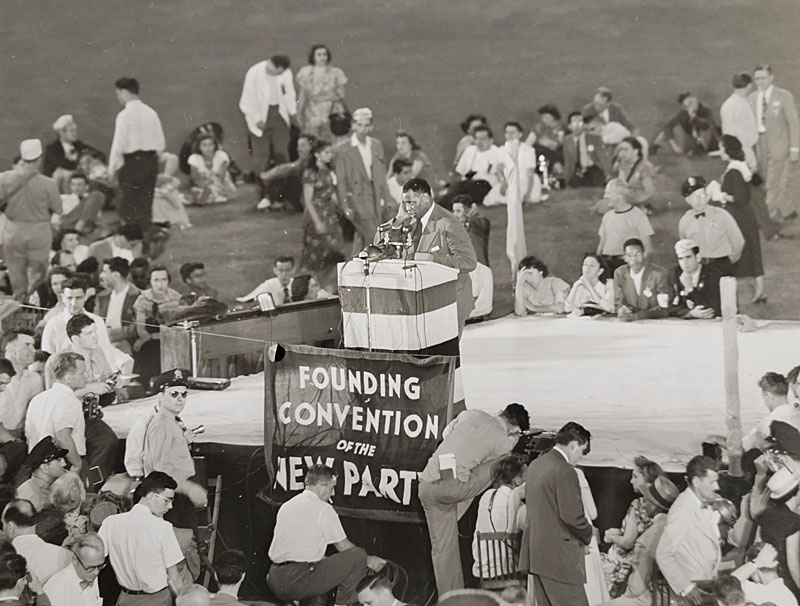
[296,44,348,140]
[301,140,344,271]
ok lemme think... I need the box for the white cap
[52,114,75,131]
[768,467,799,500]
[19,139,43,162]
[674,239,698,256]
[353,107,373,122]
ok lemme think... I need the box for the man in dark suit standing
[522,422,593,606]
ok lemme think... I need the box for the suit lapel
[621,267,638,307]
[416,206,440,253]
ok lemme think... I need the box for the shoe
[751,294,768,304]
[256,197,271,211]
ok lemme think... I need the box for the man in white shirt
[41,276,133,374]
[267,465,385,606]
[236,255,295,306]
[108,77,165,246]
[44,532,106,606]
[387,159,413,207]
[2,499,72,594]
[455,125,506,206]
[743,372,800,451]
[731,543,798,606]
[0,330,42,442]
[721,72,759,171]
[25,351,119,481]
[99,471,186,605]
[239,55,297,209]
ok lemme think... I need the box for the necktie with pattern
[761,93,768,129]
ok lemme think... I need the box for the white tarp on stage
[103,316,798,471]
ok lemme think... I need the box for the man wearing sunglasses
[43,532,106,606]
[124,368,207,530]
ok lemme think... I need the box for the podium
[338,259,459,351]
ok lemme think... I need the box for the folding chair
[475,531,524,591]
[650,561,672,606]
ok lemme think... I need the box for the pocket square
[431,245,441,252]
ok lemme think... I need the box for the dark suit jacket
[211,592,246,606]
[613,263,668,313]
[563,133,611,181]
[582,101,636,132]
[94,284,141,345]
[334,137,392,245]
[42,139,99,177]
[466,212,490,267]
[521,448,592,584]
[667,265,722,318]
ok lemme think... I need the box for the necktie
[79,580,94,590]
[410,220,423,252]
[576,136,583,168]
[283,286,289,302]
[695,212,705,219]
[761,93,768,129]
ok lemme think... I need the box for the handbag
[329,99,352,137]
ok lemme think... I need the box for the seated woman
[187,134,236,204]
[471,455,526,579]
[387,131,440,188]
[527,104,565,181]
[601,456,664,597]
[290,274,321,302]
[615,137,656,209]
[513,256,570,315]
[564,253,615,317]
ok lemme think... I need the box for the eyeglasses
[167,390,188,399]
[154,493,175,504]
[76,554,107,573]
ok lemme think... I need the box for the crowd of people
[0,28,799,606]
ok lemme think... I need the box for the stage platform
[104,315,797,471]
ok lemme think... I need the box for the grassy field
[3,0,800,318]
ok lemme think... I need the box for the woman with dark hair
[513,255,570,315]
[454,113,489,165]
[296,44,348,140]
[471,455,527,578]
[601,455,664,596]
[615,136,656,207]
[301,140,344,271]
[290,274,321,302]
[711,134,766,303]
[187,133,236,203]
[564,253,615,317]
[132,265,183,389]
[386,131,438,185]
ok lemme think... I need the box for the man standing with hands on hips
[108,77,165,249]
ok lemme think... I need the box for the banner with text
[263,342,455,522]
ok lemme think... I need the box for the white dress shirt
[12,534,72,594]
[756,85,774,133]
[741,578,797,606]
[268,490,347,563]
[25,382,86,456]
[98,503,184,593]
[41,308,132,372]
[721,93,758,150]
[237,276,291,305]
[105,285,130,330]
[108,99,165,175]
[110,240,135,262]
[351,134,373,179]
[44,563,102,606]
[630,266,644,295]
[239,61,297,136]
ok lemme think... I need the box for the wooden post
[720,277,742,477]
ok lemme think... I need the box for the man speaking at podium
[375,178,477,333]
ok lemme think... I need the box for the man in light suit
[389,178,477,331]
[656,455,722,605]
[521,422,594,606]
[239,54,297,207]
[335,107,393,255]
[748,64,800,221]
[614,238,669,321]
[563,112,611,188]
